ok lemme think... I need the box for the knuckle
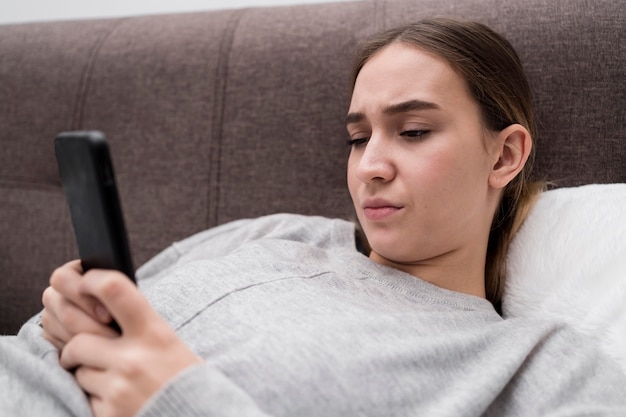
[149,322,175,345]
[50,264,78,293]
[41,286,54,307]
[118,351,142,378]
[50,260,83,291]
[108,377,132,404]
[97,272,125,298]
[61,333,86,363]
[49,266,65,288]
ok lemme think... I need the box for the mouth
[362,199,403,221]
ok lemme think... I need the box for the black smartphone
[55,131,136,284]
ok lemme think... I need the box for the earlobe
[489,124,532,189]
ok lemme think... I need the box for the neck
[369,247,488,300]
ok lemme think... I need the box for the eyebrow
[345,99,440,125]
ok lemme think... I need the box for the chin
[368,239,410,263]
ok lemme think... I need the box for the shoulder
[137,214,356,282]
[243,213,356,248]
[504,316,626,379]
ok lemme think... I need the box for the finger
[78,367,143,417]
[41,288,73,342]
[50,260,112,324]
[73,368,109,417]
[40,308,72,348]
[40,326,65,351]
[74,366,110,397]
[41,285,118,342]
[60,333,115,370]
[79,269,162,336]
[88,396,107,417]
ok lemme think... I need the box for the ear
[489,124,532,189]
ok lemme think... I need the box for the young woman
[346,18,541,313]
[2,18,625,417]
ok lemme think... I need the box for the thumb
[79,269,161,335]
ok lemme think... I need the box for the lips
[362,198,403,221]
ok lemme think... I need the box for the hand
[59,268,203,417]
[41,260,118,350]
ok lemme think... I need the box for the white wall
[0,0,354,25]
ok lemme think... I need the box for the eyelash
[346,130,430,148]
[346,138,368,147]
[401,129,430,139]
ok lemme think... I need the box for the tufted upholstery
[1,0,624,334]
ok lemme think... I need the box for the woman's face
[346,42,502,287]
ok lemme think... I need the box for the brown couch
[1,0,624,335]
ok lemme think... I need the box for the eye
[400,130,430,140]
[346,137,369,148]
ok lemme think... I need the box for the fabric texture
[503,183,626,375]
[2,214,626,416]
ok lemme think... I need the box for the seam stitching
[70,18,129,130]
[206,9,247,228]
[174,271,333,331]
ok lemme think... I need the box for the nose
[353,135,396,184]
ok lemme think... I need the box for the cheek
[423,145,493,222]
[401,143,489,215]
[425,137,490,182]
[403,146,458,190]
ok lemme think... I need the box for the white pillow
[503,183,626,375]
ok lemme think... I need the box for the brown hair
[351,18,544,312]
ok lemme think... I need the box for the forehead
[350,42,471,112]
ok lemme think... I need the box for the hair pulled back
[352,18,544,311]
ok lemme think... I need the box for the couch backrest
[1,0,624,334]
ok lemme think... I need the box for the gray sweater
[2,214,626,416]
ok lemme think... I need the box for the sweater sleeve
[136,363,273,417]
